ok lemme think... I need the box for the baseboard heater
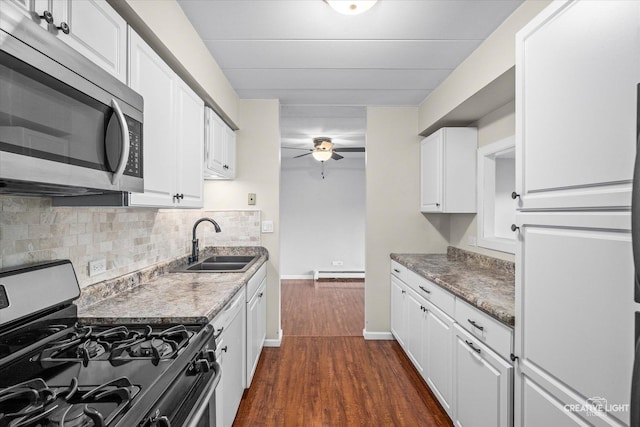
[313,270,365,280]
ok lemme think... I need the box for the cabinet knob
[56,21,70,35]
[435,203,440,207]
[38,10,53,24]
[511,224,520,233]
[511,191,521,200]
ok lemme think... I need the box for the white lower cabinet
[453,324,513,427]
[246,266,267,387]
[424,300,454,417]
[390,275,408,349]
[390,265,513,425]
[214,288,246,427]
[405,288,426,375]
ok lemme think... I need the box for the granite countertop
[391,247,515,327]
[77,246,268,325]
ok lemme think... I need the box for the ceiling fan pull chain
[321,161,325,179]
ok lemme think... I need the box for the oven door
[139,361,221,427]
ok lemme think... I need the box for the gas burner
[0,377,140,427]
[109,325,193,366]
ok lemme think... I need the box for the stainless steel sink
[179,255,259,273]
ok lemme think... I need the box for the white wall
[203,99,282,342]
[365,107,450,337]
[280,156,365,278]
[418,0,551,132]
[449,101,516,261]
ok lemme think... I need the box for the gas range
[0,260,220,427]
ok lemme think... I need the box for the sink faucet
[189,217,222,263]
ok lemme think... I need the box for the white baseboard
[362,329,394,340]
[280,275,314,280]
[264,329,283,347]
[314,270,365,280]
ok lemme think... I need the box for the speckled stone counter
[391,247,515,327]
[77,246,268,325]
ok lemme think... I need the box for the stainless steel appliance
[0,2,143,196]
[0,260,220,426]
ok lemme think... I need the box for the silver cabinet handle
[108,99,130,185]
[419,285,431,294]
[467,319,484,331]
[465,340,481,354]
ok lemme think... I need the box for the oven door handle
[184,361,221,427]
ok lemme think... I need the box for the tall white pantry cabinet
[514,2,639,426]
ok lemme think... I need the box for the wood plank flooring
[233,279,453,427]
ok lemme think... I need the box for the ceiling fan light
[325,0,377,15]
[312,150,332,162]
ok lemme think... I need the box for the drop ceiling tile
[206,40,482,70]
[225,68,451,90]
[237,89,430,105]
[178,0,522,41]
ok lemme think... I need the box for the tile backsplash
[0,196,260,287]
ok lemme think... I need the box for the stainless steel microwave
[0,2,143,196]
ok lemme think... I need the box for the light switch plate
[261,220,274,233]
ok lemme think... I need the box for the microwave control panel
[125,117,142,178]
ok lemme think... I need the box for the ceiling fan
[283,137,365,162]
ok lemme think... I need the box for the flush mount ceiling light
[324,0,378,15]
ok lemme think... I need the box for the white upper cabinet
[516,0,639,211]
[54,0,127,83]
[421,128,477,213]
[128,29,204,208]
[16,0,127,82]
[205,107,236,180]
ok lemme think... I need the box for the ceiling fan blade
[282,146,312,151]
[331,152,344,161]
[333,147,365,153]
[293,152,312,159]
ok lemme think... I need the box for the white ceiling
[177,0,523,158]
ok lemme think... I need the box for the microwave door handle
[109,99,130,185]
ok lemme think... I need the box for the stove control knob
[202,349,216,362]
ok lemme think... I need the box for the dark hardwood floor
[233,279,453,427]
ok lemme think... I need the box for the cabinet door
[175,79,204,208]
[514,212,634,427]
[516,1,640,210]
[390,276,407,349]
[128,29,176,207]
[219,304,246,427]
[205,109,225,176]
[425,301,454,417]
[246,279,266,387]
[453,324,512,427]
[420,132,443,212]
[405,289,425,375]
[224,126,236,179]
[54,0,127,82]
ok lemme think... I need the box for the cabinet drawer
[406,270,455,317]
[390,260,407,282]
[454,298,512,360]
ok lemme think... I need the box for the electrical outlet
[332,260,344,266]
[89,259,107,277]
[248,193,256,205]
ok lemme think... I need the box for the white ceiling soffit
[177,0,523,107]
